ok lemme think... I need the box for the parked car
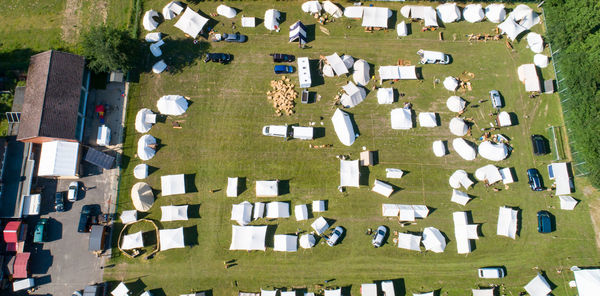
[262,125,291,138]
[33,218,49,243]
[489,90,503,109]
[204,53,233,64]
[531,135,549,155]
[274,65,294,74]
[478,267,505,278]
[417,49,451,64]
[67,181,79,202]
[78,205,94,233]
[270,53,295,63]
[372,225,387,248]
[527,168,544,191]
[327,226,344,247]
[214,32,247,43]
[55,192,65,212]
[537,210,553,233]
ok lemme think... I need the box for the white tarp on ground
[378,66,417,81]
[163,2,184,20]
[135,108,155,133]
[362,7,390,28]
[295,204,309,221]
[391,108,413,130]
[372,180,394,197]
[453,211,479,254]
[353,59,370,86]
[527,32,544,53]
[524,273,552,296]
[302,1,322,14]
[253,202,265,219]
[340,82,366,108]
[453,138,477,161]
[422,227,446,253]
[449,170,474,190]
[498,17,527,41]
[326,53,349,76]
[485,4,506,23]
[159,227,185,251]
[400,6,438,27]
[397,21,408,37]
[361,283,378,296]
[120,210,137,224]
[463,4,484,23]
[121,231,144,250]
[382,204,429,221]
[386,168,404,179]
[497,206,518,239]
[478,141,509,161]
[517,64,541,92]
[572,267,600,296]
[143,10,159,31]
[134,164,148,180]
[112,282,130,296]
[131,182,154,212]
[38,141,79,177]
[332,109,356,146]
[451,189,471,206]
[443,76,459,91]
[137,134,156,161]
[377,88,394,104]
[256,180,279,197]
[145,32,161,42]
[436,3,461,23]
[550,162,572,195]
[324,289,342,296]
[340,159,360,188]
[152,60,167,74]
[161,205,188,221]
[313,200,326,212]
[323,1,343,18]
[266,202,290,218]
[433,140,447,157]
[311,216,329,235]
[227,177,239,197]
[274,235,297,252]
[230,225,267,251]
[299,233,316,248]
[511,4,540,30]
[397,233,421,251]
[161,174,186,196]
[534,54,549,68]
[447,96,466,112]
[217,4,237,18]
[157,95,188,115]
[475,164,503,185]
[498,111,512,127]
[418,112,438,127]
[174,7,209,38]
[472,289,495,296]
[559,196,578,210]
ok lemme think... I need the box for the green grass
[105,1,599,295]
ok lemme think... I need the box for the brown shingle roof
[17,50,85,142]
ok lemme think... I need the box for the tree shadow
[184,225,199,246]
[185,173,198,193]
[0,48,40,73]
[159,39,211,74]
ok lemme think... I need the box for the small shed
[360,150,374,166]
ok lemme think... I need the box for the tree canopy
[80,25,140,73]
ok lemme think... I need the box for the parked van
[478,267,506,278]
[417,49,451,64]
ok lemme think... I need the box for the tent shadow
[188,203,201,219]
[143,229,158,246]
[308,59,324,87]
[148,165,159,176]
[279,12,287,27]
[434,113,442,127]
[323,217,337,230]
[388,10,398,30]
[184,225,199,246]
[185,173,198,193]
[305,23,316,43]
[238,177,247,195]
[359,166,370,186]
[466,172,479,187]
[415,67,424,80]
[440,230,452,246]
[265,224,278,248]
[340,285,353,296]
[278,180,290,195]
[148,288,166,296]
[540,270,558,290]
[508,112,519,126]
[345,111,361,137]
[128,278,148,295]
[313,127,326,138]
[306,203,314,219]
[514,206,523,237]
[254,18,264,27]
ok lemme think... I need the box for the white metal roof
[38,141,79,177]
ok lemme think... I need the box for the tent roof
[451,189,471,206]
[160,205,188,222]
[264,9,281,31]
[472,288,495,296]
[463,4,484,23]
[142,10,159,31]
[145,32,161,42]
[511,4,540,29]
[137,134,156,161]
[120,210,137,224]
[534,54,549,68]
[478,141,508,161]
[422,227,446,253]
[443,76,459,91]
[436,3,461,23]
[135,108,154,133]
[386,168,404,179]
[332,109,356,146]
[273,234,298,252]
[262,289,279,296]
[230,225,267,251]
[161,174,186,196]
[559,196,577,210]
[299,233,316,249]
[432,140,447,157]
[163,2,184,20]
[112,282,130,296]
[326,53,349,76]
[550,162,572,195]
[453,138,477,161]
[379,66,417,80]
[449,170,474,190]
[227,177,239,197]
[353,59,370,86]
[152,60,167,74]
[498,111,512,127]
[524,273,552,296]
[311,216,329,235]
[372,179,394,197]
[446,96,466,112]
[391,108,413,130]
[266,201,290,218]
[449,118,468,136]
[485,4,506,23]
[159,227,185,251]
[302,1,322,14]
[174,7,209,38]
[527,32,544,53]
[121,231,144,250]
[231,201,253,226]
[397,233,421,251]
[418,112,437,127]
[362,7,390,28]
[340,82,366,108]
[313,200,326,212]
[133,163,148,179]
[344,6,363,18]
[377,88,393,104]
[517,64,541,92]
[324,289,341,296]
[401,6,438,27]
[323,1,343,18]
[157,95,188,116]
[381,204,429,220]
[573,267,600,296]
[340,159,360,188]
[256,180,279,197]
[253,202,265,219]
[131,182,155,212]
[217,4,237,18]
[475,164,503,185]
[498,17,527,41]
[361,283,378,296]
[295,204,309,221]
[497,206,518,239]
[38,141,79,177]
[453,211,479,254]
[396,21,408,36]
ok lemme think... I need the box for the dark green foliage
[80,25,141,73]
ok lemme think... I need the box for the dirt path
[585,186,600,249]
[61,0,83,43]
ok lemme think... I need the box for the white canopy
[323,1,343,18]
[497,206,518,239]
[324,289,342,296]
[161,174,186,196]
[121,231,144,250]
[485,4,506,23]
[527,32,544,53]
[145,32,162,42]
[231,201,253,225]
[391,108,413,130]
[463,4,484,23]
[372,180,394,197]
[152,60,167,74]
[453,211,479,254]
[436,3,461,23]
[549,162,572,195]
[517,64,541,92]
[559,196,578,210]
[524,273,552,296]
[253,202,265,219]
[381,204,429,221]
[112,282,130,296]
[340,82,366,108]
[302,1,322,14]
[449,170,474,190]
[475,164,503,185]
[497,111,512,127]
[174,7,209,38]
[322,64,334,77]
[159,227,185,251]
[313,200,326,212]
[135,108,155,133]
[396,21,408,37]
[256,180,279,197]
[217,4,237,18]
[340,159,360,188]
[157,95,188,115]
[418,112,438,127]
[160,205,188,221]
[453,138,477,161]
[120,210,138,224]
[131,182,154,212]
[397,233,421,251]
[264,9,281,31]
[500,167,515,184]
[325,53,349,76]
[295,204,309,221]
[378,66,417,81]
[299,233,316,249]
[472,289,495,296]
[400,6,438,27]
[446,96,466,112]
[137,134,156,161]
[362,7,390,28]
[281,292,296,296]
[266,202,290,219]
[341,55,354,69]
[162,1,184,20]
[572,267,600,296]
[332,109,356,146]
[534,54,549,68]
[422,227,446,253]
[443,76,459,91]
[230,225,267,251]
[382,281,395,296]
[273,235,297,252]
[262,290,278,296]
[344,6,363,18]
[377,88,394,104]
[511,4,540,30]
[451,189,471,206]
[361,283,378,296]
[478,141,508,161]
[143,10,159,31]
[311,216,329,235]
[498,17,527,41]
[227,177,239,197]
[432,140,447,157]
[241,17,256,28]
[386,168,404,179]
[38,140,79,177]
[133,163,148,180]
[353,59,370,86]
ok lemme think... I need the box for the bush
[79,25,141,73]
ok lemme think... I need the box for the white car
[67,181,79,202]
[478,267,505,278]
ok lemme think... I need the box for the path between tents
[585,186,600,249]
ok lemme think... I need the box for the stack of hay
[267,76,297,116]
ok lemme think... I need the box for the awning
[84,147,115,170]
[174,7,209,38]
[161,174,186,196]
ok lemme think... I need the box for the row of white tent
[231,200,327,223]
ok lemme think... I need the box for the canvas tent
[498,17,527,41]
[362,7,391,28]
[174,7,209,38]
[472,289,495,296]
[331,109,357,146]
[449,170,474,190]
[527,32,544,53]
[485,4,506,23]
[453,138,477,161]
[422,227,446,253]
[361,283,378,296]
[463,4,484,23]
[143,10,159,31]
[163,2,184,20]
[161,205,188,221]
[253,202,265,219]
[131,182,155,212]
[478,141,509,161]
[497,206,518,239]
[443,76,459,91]
[227,177,239,197]
[145,32,161,42]
[289,21,307,44]
[342,55,354,69]
[256,180,279,197]
[548,162,572,195]
[324,289,342,296]
[313,200,326,212]
[161,174,186,196]
[451,189,471,206]
[372,180,394,197]
[353,59,370,86]
[344,6,363,18]
[134,164,148,180]
[378,66,418,81]
[340,82,366,108]
[382,281,395,296]
[231,201,253,225]
[299,233,316,249]
[391,108,413,130]
[262,290,279,296]
[497,111,512,127]
[475,164,503,184]
[453,211,479,254]
[264,9,281,31]
[511,4,540,30]
[152,60,167,74]
[121,231,144,250]
[418,112,438,127]
[400,6,438,27]
[524,273,552,296]
[135,108,155,133]
[274,235,297,252]
[311,216,329,235]
[572,266,600,296]
[447,96,466,112]
[159,227,185,251]
[120,210,137,224]
[137,135,156,161]
[112,282,130,296]
[157,95,188,115]
[323,1,343,18]
[397,233,422,251]
[266,202,290,218]
[217,4,237,18]
[325,53,349,76]
[386,168,404,179]
[340,159,360,188]
[295,204,309,221]
[381,204,429,221]
[500,167,515,184]
[230,225,267,251]
[436,3,461,23]
[241,17,256,28]
[432,140,447,157]
[396,21,408,37]
[517,64,541,92]
[559,196,577,210]
[534,54,549,68]
[302,1,322,14]
[377,88,394,104]
[38,140,80,177]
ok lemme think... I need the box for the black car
[204,53,233,64]
[537,210,553,233]
[531,135,549,155]
[78,205,94,233]
[527,168,544,191]
[270,53,295,63]
[55,192,65,212]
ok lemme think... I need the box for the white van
[417,49,451,64]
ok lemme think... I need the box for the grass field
[105,1,599,295]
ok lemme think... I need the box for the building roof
[17,50,85,142]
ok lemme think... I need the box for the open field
[105,1,599,295]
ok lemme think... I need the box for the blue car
[537,211,552,233]
[527,168,543,191]
[274,65,294,74]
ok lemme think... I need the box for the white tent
[131,182,154,212]
[497,111,512,127]
[145,32,161,42]
[295,204,309,221]
[340,82,367,108]
[478,141,509,161]
[463,4,484,23]
[324,289,342,296]
[262,290,279,296]
[266,202,290,218]
[227,177,239,197]
[436,3,461,23]
[161,174,186,196]
[372,180,394,197]
[344,6,363,18]
[498,17,527,41]
[332,109,356,146]
[143,10,159,31]
[254,202,265,219]
[451,189,471,206]
[121,231,144,250]
[341,55,354,69]
[38,141,80,177]
[340,159,360,188]
[500,167,515,184]
[162,1,184,20]
[475,164,503,185]
[400,6,438,27]
[534,54,549,68]
[497,206,518,239]
[159,227,185,251]
[511,4,540,30]
[157,95,188,116]
[549,162,572,195]
[453,211,479,254]
[378,66,417,81]
[299,233,316,249]
[137,134,156,161]
[559,196,577,210]
[391,108,413,130]
[241,17,256,28]
[231,201,253,225]
[174,7,209,38]
[274,235,297,252]
[112,282,130,296]
[527,32,544,53]
[572,266,600,296]
[449,170,474,190]
[453,138,477,161]
[377,88,394,104]
[524,273,552,296]
[397,233,421,251]
[382,204,429,221]
[120,210,137,224]
[381,282,395,296]
[323,1,343,18]
[264,9,281,31]
[302,1,322,14]
[152,60,167,74]
[517,64,541,92]
[217,4,237,18]
[446,96,466,112]
[353,59,370,86]
[422,227,446,253]
[443,76,459,91]
[396,21,408,37]
[432,140,447,157]
[289,21,308,44]
[361,283,378,296]
[281,291,296,296]
[133,163,148,180]
[418,112,438,127]
[311,216,329,235]
[313,200,326,212]
[135,108,155,133]
[386,168,404,179]
[322,64,334,77]
[256,180,279,197]
[472,289,495,296]
[485,4,506,23]
[230,225,267,251]
[413,293,434,296]
[160,205,188,222]
[325,53,349,76]
[362,7,391,28]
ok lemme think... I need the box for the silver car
[372,226,387,248]
[67,181,79,202]
[326,226,344,247]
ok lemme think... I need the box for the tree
[80,25,140,73]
